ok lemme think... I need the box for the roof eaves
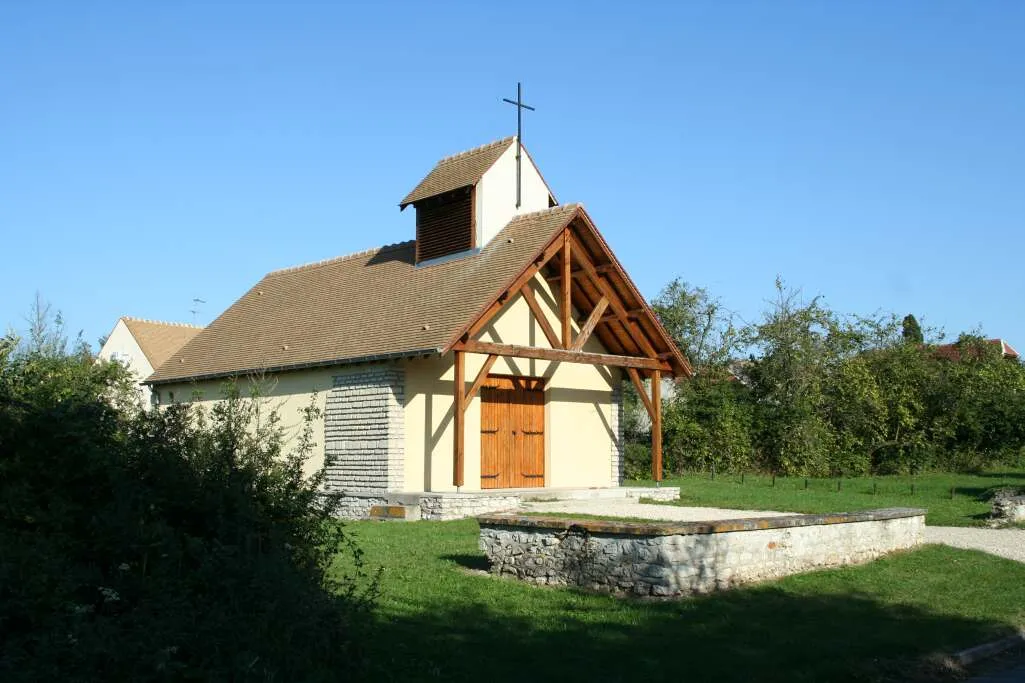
[574,208,694,378]
[147,347,443,386]
[398,137,516,209]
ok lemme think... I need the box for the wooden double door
[480,375,545,489]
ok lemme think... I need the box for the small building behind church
[98,317,203,408]
[146,137,690,519]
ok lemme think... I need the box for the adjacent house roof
[120,317,203,369]
[148,203,690,384]
[399,137,515,208]
[934,338,1020,362]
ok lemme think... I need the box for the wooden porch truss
[448,209,691,489]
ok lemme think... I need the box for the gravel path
[521,499,795,522]
[523,500,1025,565]
[924,526,1025,564]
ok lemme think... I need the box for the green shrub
[663,377,755,475]
[0,333,376,681]
[623,442,652,480]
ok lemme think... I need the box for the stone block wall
[610,384,624,486]
[323,364,405,492]
[478,508,925,597]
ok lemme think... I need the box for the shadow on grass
[442,553,490,571]
[973,471,1025,481]
[365,577,1012,683]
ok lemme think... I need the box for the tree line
[624,278,1025,477]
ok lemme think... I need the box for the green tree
[746,280,843,475]
[901,314,924,344]
[637,278,753,478]
[651,278,742,372]
[663,376,754,474]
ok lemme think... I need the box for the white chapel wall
[154,366,340,480]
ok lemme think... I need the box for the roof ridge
[122,316,203,329]
[267,240,415,276]
[436,136,515,163]
[510,202,580,221]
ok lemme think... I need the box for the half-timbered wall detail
[450,210,689,489]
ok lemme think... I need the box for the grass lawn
[628,470,1025,527]
[344,519,1025,683]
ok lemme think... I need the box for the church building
[146,136,690,519]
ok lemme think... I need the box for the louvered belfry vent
[415,187,474,264]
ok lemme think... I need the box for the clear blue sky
[3,1,1023,350]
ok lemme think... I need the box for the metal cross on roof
[502,82,535,209]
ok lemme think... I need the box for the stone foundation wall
[327,491,521,521]
[478,508,925,597]
[419,493,522,521]
[638,486,679,502]
[331,493,391,519]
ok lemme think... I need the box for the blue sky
[2,1,1023,350]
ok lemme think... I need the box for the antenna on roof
[190,298,206,324]
[502,82,535,209]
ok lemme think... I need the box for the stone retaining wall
[994,495,1025,524]
[478,508,926,596]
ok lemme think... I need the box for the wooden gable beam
[626,367,654,419]
[570,296,608,352]
[463,236,564,341]
[572,211,694,378]
[561,230,572,348]
[455,339,671,372]
[519,282,561,349]
[464,354,498,408]
[599,309,643,324]
[568,233,660,360]
[547,263,615,282]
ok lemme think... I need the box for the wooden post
[453,350,465,488]
[561,231,571,348]
[652,370,662,484]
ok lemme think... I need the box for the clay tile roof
[148,204,582,384]
[933,338,1020,361]
[120,318,204,369]
[399,137,515,208]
